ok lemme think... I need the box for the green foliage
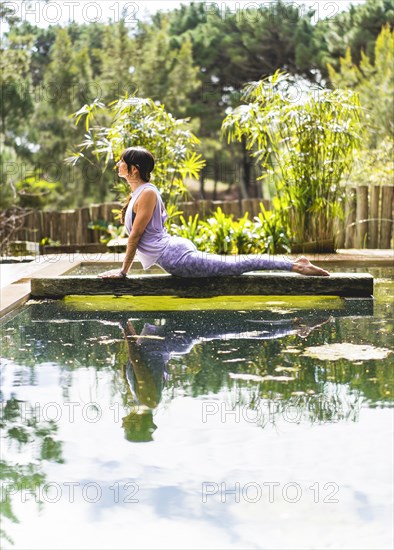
[348,137,394,186]
[15,174,61,209]
[24,25,110,208]
[169,214,202,247]
[314,0,394,77]
[231,213,256,255]
[66,96,205,208]
[328,25,394,148]
[222,70,363,245]
[134,16,200,119]
[98,20,136,102]
[0,23,34,145]
[0,394,63,547]
[0,140,18,209]
[200,207,234,254]
[169,205,290,254]
[39,237,60,247]
[254,201,291,255]
[87,220,126,244]
[2,0,393,210]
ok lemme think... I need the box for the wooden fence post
[369,186,381,248]
[356,186,368,248]
[199,200,214,218]
[221,200,241,218]
[89,205,101,243]
[380,184,394,248]
[344,188,357,249]
[79,207,91,244]
[49,211,61,243]
[241,199,254,218]
[24,210,38,242]
[179,202,199,219]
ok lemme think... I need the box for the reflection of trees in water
[119,313,384,438]
[0,394,64,547]
[188,338,365,426]
[1,302,392,443]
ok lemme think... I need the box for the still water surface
[1,267,393,549]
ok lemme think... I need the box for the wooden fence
[5,185,394,249]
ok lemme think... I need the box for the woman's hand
[291,256,330,276]
[98,269,127,278]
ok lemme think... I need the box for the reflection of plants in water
[319,360,393,405]
[225,386,363,428]
[0,395,64,546]
[2,304,392,442]
[189,317,392,423]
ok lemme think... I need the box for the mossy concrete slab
[31,272,374,299]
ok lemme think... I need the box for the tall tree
[99,20,136,101]
[0,12,34,208]
[28,28,98,206]
[314,0,394,80]
[328,25,394,147]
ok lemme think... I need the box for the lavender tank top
[124,183,171,269]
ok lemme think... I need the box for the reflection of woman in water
[99,147,330,279]
[120,320,166,442]
[120,315,332,442]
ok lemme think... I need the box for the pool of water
[0,266,393,549]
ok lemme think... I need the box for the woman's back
[124,183,171,269]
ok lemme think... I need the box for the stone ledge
[31,272,374,299]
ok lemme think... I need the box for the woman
[99,147,330,278]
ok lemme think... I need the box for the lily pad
[302,343,391,361]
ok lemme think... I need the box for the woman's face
[116,157,129,179]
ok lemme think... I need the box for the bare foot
[291,256,330,277]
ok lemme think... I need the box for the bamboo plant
[222,70,363,248]
[65,96,205,209]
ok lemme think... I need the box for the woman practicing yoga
[99,147,330,279]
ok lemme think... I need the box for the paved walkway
[1,250,392,319]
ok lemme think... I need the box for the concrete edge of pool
[1,250,392,318]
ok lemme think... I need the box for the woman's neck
[128,179,147,192]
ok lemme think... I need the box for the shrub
[222,70,363,246]
[169,205,291,255]
[65,96,205,210]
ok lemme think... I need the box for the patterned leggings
[156,237,294,277]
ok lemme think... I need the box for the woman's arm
[99,190,157,278]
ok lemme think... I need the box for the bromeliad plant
[169,213,206,249]
[200,207,235,254]
[231,213,257,255]
[65,96,205,209]
[169,204,288,255]
[253,200,291,255]
[222,71,363,247]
